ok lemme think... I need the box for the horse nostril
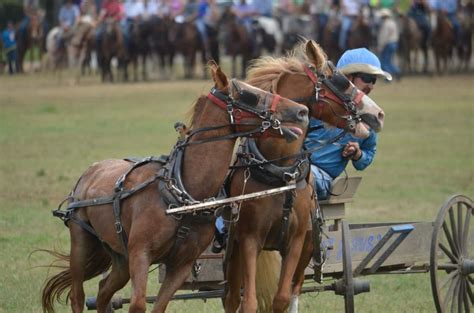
[298,107,309,120]
[378,110,385,122]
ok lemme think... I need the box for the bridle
[299,63,365,132]
[177,79,286,149]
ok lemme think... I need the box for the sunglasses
[355,73,377,84]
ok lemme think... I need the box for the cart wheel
[430,194,473,313]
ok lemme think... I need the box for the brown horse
[347,13,372,51]
[223,40,385,312]
[98,18,127,82]
[219,7,256,78]
[398,14,423,74]
[170,20,208,79]
[40,63,309,313]
[432,11,455,74]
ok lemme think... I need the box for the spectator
[2,21,19,74]
[377,8,400,79]
[58,0,81,47]
[339,0,363,50]
[305,48,391,200]
[310,0,333,42]
[407,0,431,48]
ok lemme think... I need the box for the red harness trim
[270,94,281,113]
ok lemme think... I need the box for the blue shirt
[2,29,16,50]
[304,118,377,178]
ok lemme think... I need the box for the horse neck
[256,136,304,167]
[180,99,236,200]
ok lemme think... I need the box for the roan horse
[40,63,309,313]
[223,40,385,312]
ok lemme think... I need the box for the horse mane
[186,95,208,130]
[246,41,328,91]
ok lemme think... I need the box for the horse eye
[331,72,350,91]
[239,90,259,107]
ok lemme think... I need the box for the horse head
[253,40,384,139]
[208,61,308,142]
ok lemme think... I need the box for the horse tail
[256,251,281,313]
[40,246,111,313]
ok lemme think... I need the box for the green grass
[0,72,472,312]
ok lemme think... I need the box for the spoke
[451,278,460,313]
[440,242,459,264]
[457,203,463,254]
[458,278,464,313]
[443,275,459,313]
[467,278,474,303]
[462,206,472,256]
[443,221,460,258]
[449,207,461,255]
[463,284,471,313]
[440,270,459,290]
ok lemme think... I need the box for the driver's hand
[342,141,362,160]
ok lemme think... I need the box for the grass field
[0,71,473,313]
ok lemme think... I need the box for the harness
[231,138,310,255]
[52,81,286,259]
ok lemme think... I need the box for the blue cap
[336,48,392,81]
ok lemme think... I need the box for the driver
[305,48,391,200]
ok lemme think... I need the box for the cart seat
[319,176,362,222]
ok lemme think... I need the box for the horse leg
[273,232,306,313]
[290,231,313,313]
[69,223,110,313]
[96,253,129,313]
[224,242,242,313]
[239,237,259,313]
[127,250,151,313]
[151,259,197,313]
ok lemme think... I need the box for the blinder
[303,63,363,131]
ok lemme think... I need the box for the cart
[86,177,473,312]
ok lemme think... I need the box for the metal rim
[430,194,473,313]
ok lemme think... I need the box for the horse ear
[305,40,327,72]
[208,60,228,90]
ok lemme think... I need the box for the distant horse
[219,8,257,78]
[148,16,175,79]
[69,16,96,77]
[280,14,315,55]
[346,13,372,50]
[223,40,385,312]
[170,20,206,79]
[456,8,472,72]
[398,14,423,74]
[16,15,46,72]
[321,17,343,63]
[127,20,152,81]
[98,18,127,82]
[40,62,309,313]
[432,11,455,74]
[45,27,68,71]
